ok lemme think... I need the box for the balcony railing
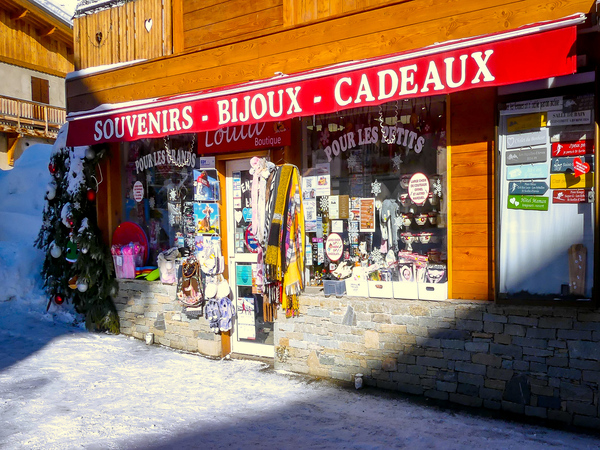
[0,95,66,137]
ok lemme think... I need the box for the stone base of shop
[114,280,221,357]
[274,295,600,430]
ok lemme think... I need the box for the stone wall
[274,294,600,429]
[114,280,222,357]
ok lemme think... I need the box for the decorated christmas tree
[35,125,119,333]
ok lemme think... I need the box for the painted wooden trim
[172,0,184,54]
[446,94,453,299]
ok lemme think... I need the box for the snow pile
[0,145,83,329]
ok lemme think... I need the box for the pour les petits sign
[66,26,577,146]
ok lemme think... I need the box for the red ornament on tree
[48,163,56,174]
[87,189,96,202]
[54,294,64,305]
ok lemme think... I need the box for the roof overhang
[66,13,585,147]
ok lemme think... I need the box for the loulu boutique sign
[66,23,579,147]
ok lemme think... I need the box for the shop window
[498,87,595,301]
[120,134,217,264]
[302,96,448,300]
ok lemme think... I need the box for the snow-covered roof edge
[66,59,146,80]
[74,0,134,17]
[29,0,74,27]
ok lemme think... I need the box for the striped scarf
[282,168,304,317]
[265,164,293,280]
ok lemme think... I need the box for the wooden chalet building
[66,0,600,429]
[0,0,73,168]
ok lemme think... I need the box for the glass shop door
[226,159,274,357]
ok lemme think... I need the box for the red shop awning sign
[66,14,584,147]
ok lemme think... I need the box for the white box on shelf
[345,279,369,297]
[393,281,419,300]
[367,281,393,298]
[418,282,448,300]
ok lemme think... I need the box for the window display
[498,89,595,300]
[302,96,448,300]
[121,134,220,264]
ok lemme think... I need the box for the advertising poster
[304,197,317,232]
[193,202,220,233]
[315,163,331,196]
[359,198,376,232]
[302,175,317,199]
[237,297,256,340]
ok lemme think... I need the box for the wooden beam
[0,55,69,78]
[10,8,28,20]
[6,135,21,167]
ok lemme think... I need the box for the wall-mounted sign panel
[506,163,549,180]
[505,147,547,165]
[550,173,594,189]
[508,181,548,195]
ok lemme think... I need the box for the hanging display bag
[177,256,204,307]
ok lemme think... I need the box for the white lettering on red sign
[66,25,578,147]
[93,105,193,142]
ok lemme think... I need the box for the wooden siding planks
[75,0,172,70]
[448,87,496,300]
[68,0,595,111]
[0,5,73,76]
[182,0,283,50]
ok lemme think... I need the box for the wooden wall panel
[182,0,283,50]
[75,0,173,70]
[68,0,595,111]
[448,87,496,301]
[0,6,73,76]
[283,0,413,27]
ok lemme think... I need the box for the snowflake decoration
[149,197,155,208]
[371,179,382,195]
[371,248,384,265]
[433,178,443,198]
[43,219,51,229]
[319,196,329,212]
[347,154,360,171]
[392,154,403,171]
[169,189,178,201]
[73,202,80,211]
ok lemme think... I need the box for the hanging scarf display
[249,157,277,292]
[253,163,305,317]
[265,164,294,279]
[281,169,304,316]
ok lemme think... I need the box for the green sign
[507,195,549,211]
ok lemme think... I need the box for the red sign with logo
[197,121,291,153]
[552,189,590,203]
[551,140,594,157]
[66,21,578,147]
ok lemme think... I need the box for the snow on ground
[1,146,600,449]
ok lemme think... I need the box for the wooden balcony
[0,95,66,139]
